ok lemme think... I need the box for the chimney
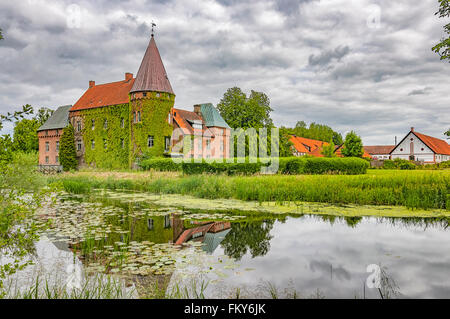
[395,136,397,145]
[411,127,415,132]
[125,73,133,81]
[193,104,201,116]
[89,80,95,88]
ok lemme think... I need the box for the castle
[38,33,231,169]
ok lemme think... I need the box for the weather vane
[151,21,156,37]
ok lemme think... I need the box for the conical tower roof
[130,36,174,94]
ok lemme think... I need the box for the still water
[38,192,450,299]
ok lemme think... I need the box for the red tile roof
[413,131,450,155]
[130,36,174,94]
[364,145,395,155]
[290,135,328,154]
[71,78,135,111]
[172,108,213,137]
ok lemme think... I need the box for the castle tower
[129,33,176,167]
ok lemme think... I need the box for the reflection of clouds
[208,216,450,298]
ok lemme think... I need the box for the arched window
[138,111,141,122]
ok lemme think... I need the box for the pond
[34,190,450,299]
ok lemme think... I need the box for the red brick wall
[38,129,62,165]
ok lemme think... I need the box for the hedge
[182,161,263,175]
[139,158,182,171]
[141,157,369,175]
[302,157,369,175]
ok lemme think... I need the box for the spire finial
[151,21,156,37]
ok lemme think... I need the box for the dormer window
[143,92,147,97]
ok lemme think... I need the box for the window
[206,139,211,150]
[148,136,154,148]
[168,113,171,124]
[220,140,224,152]
[143,92,147,97]
[91,140,95,149]
[45,142,49,152]
[147,218,154,231]
[56,141,60,152]
[156,93,160,98]
[77,121,81,132]
[400,148,403,151]
[103,139,107,149]
[104,119,108,129]
[45,156,49,164]
[121,118,125,128]
[133,112,136,123]
[121,138,125,148]
[165,136,170,152]
[45,130,48,136]
[137,111,141,122]
[198,138,202,151]
[55,156,59,163]
[164,215,171,229]
[421,148,424,151]
[91,119,95,130]
[77,140,82,151]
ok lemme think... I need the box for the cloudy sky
[0,0,448,144]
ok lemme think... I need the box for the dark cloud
[0,0,448,145]
[309,46,350,66]
[408,87,432,96]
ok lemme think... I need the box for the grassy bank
[48,170,449,210]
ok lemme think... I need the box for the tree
[341,131,364,157]
[35,107,54,125]
[217,87,273,129]
[221,220,274,261]
[12,118,40,152]
[59,124,77,171]
[282,121,343,144]
[321,139,336,157]
[445,128,450,137]
[432,0,450,62]
[0,28,3,40]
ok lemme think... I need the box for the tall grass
[49,170,450,210]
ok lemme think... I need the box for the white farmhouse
[390,127,450,164]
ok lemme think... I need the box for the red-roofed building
[290,135,329,156]
[56,34,231,168]
[390,127,450,164]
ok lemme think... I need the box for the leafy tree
[432,0,450,62]
[341,131,364,158]
[0,108,46,296]
[12,118,40,153]
[282,122,343,145]
[59,124,77,171]
[321,139,336,157]
[279,130,294,157]
[221,220,274,261]
[445,128,450,137]
[35,107,54,125]
[217,87,273,129]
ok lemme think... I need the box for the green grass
[48,169,449,210]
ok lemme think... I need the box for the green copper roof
[200,103,230,129]
[37,105,72,131]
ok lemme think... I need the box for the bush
[140,158,182,171]
[182,161,263,175]
[303,157,369,175]
[382,158,417,170]
[282,157,307,174]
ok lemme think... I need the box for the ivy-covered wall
[129,92,175,167]
[78,104,130,169]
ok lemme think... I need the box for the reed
[50,170,450,210]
